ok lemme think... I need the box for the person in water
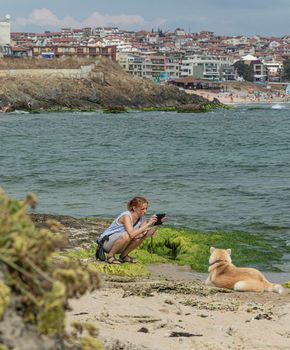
[97,196,164,264]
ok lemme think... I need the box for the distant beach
[188,89,290,105]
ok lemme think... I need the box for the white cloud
[15,8,61,27]
[14,8,150,30]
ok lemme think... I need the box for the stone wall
[0,63,96,79]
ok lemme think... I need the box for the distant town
[1,14,290,87]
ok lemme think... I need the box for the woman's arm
[121,214,156,239]
[144,215,166,237]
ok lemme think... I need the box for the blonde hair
[127,196,148,210]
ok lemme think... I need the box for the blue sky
[1,0,290,36]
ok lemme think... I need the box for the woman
[97,196,163,264]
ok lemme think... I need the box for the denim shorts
[102,231,127,252]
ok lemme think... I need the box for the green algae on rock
[139,226,288,272]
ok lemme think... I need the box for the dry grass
[0,56,97,69]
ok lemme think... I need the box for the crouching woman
[96,196,161,264]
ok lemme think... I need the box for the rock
[0,57,217,111]
[30,213,108,250]
[137,327,149,333]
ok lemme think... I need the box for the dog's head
[209,247,232,265]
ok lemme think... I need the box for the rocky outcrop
[30,213,108,250]
[0,57,211,111]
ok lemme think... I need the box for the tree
[158,28,165,37]
[234,61,254,82]
[282,58,290,81]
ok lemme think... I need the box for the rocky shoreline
[0,57,223,112]
[30,213,107,251]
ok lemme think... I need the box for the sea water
[1,104,290,270]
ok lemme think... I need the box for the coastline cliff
[0,57,216,112]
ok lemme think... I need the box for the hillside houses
[0,15,289,83]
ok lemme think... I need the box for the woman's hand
[148,214,157,226]
[160,215,167,224]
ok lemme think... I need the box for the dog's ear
[226,249,231,255]
[210,247,215,253]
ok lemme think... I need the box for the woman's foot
[120,255,137,263]
[106,256,121,264]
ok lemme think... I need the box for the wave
[12,110,30,114]
[271,104,286,109]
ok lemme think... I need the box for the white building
[263,60,283,82]
[0,14,11,45]
[117,52,144,77]
[165,57,180,79]
[180,55,234,81]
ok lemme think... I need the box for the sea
[1,103,290,272]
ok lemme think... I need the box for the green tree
[282,58,290,81]
[234,61,254,82]
[158,28,165,37]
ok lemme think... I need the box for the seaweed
[139,227,288,272]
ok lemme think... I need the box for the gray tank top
[99,210,145,241]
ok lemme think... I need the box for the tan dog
[205,247,284,294]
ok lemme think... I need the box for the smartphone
[154,213,166,226]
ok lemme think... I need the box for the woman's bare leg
[120,235,146,258]
[107,234,131,258]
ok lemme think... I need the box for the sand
[66,264,290,350]
[192,89,290,105]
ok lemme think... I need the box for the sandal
[120,255,137,264]
[107,256,121,264]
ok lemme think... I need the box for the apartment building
[165,57,180,79]
[117,52,144,77]
[241,55,268,82]
[180,55,235,81]
[117,53,179,80]
[263,60,283,82]
[251,60,268,82]
[33,45,116,60]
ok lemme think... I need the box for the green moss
[138,227,288,272]
[247,106,268,111]
[283,281,290,288]
[94,261,150,277]
[62,242,169,277]
[176,102,230,113]
[63,245,97,259]
[62,224,287,275]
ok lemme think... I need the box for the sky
[1,0,290,37]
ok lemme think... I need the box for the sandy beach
[67,263,290,350]
[192,89,290,105]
